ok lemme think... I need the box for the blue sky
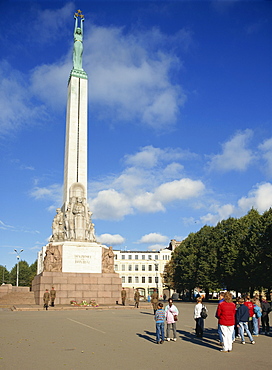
[0,0,271,271]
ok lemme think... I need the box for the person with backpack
[194,296,207,339]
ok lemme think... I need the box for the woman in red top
[216,291,236,352]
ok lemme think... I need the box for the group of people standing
[215,291,271,352]
[154,298,179,344]
[43,287,56,310]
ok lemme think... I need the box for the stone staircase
[0,291,36,306]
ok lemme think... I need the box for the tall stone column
[62,73,88,211]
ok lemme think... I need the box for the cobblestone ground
[0,302,271,370]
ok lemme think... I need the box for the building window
[122,265,125,271]
[128,265,132,271]
[155,264,158,271]
[122,255,125,259]
[148,255,152,260]
[135,255,138,260]
[135,265,139,271]
[155,276,159,284]
[148,277,152,283]
[114,264,118,271]
[155,255,158,260]
[128,276,132,283]
[142,265,145,271]
[142,255,145,260]
[122,276,125,283]
[148,265,152,271]
[135,276,139,283]
[115,255,117,259]
[142,276,145,283]
[128,255,132,259]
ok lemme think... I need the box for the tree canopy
[163,208,272,298]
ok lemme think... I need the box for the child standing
[154,303,165,344]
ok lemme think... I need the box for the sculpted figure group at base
[51,196,96,243]
[43,244,62,272]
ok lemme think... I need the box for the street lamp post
[154,261,159,297]
[2,265,6,284]
[14,249,23,287]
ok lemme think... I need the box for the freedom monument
[32,10,122,305]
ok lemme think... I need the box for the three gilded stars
[74,9,84,18]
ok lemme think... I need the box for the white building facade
[113,248,172,300]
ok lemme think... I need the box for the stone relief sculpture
[51,195,96,243]
[73,10,84,71]
[43,244,62,272]
[102,246,114,273]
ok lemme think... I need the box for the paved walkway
[0,302,271,370]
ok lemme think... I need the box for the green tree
[9,260,31,287]
[0,265,10,285]
[258,208,272,295]
[29,260,38,287]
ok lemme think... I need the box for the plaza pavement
[0,301,271,370]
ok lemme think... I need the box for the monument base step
[0,291,35,305]
[32,271,122,305]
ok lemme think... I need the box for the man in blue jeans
[155,303,165,344]
[236,298,255,345]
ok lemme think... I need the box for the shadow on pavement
[140,311,154,315]
[137,330,157,343]
[176,328,221,351]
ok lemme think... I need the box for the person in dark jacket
[260,297,270,335]
[236,298,255,345]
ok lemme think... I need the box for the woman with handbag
[194,296,206,338]
[165,298,179,341]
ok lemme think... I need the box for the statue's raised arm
[73,10,85,71]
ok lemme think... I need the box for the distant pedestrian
[134,289,140,308]
[252,297,261,336]
[244,296,254,334]
[260,297,270,335]
[165,298,179,341]
[236,298,255,345]
[43,289,50,310]
[121,288,126,306]
[154,303,165,344]
[163,294,167,301]
[151,289,158,315]
[50,286,56,307]
[216,291,236,352]
[194,297,207,339]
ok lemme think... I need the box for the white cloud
[96,233,125,246]
[238,182,272,213]
[0,61,47,136]
[259,137,272,177]
[147,244,168,251]
[201,204,235,225]
[124,145,194,168]
[30,184,62,202]
[137,233,169,244]
[208,129,255,172]
[133,192,165,213]
[89,189,133,220]
[154,178,205,203]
